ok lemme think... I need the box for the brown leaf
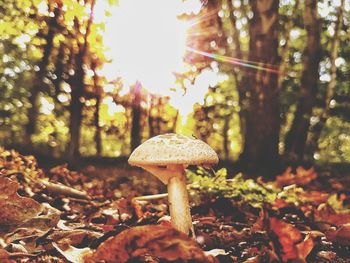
[315,204,350,226]
[0,177,42,227]
[299,191,329,204]
[21,203,61,231]
[0,249,16,263]
[84,225,213,263]
[47,229,103,248]
[269,217,314,261]
[276,166,317,187]
[316,251,337,260]
[326,223,350,246]
[90,199,134,225]
[53,242,91,263]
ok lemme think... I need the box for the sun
[94,0,228,120]
[98,0,194,96]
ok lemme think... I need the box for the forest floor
[0,148,350,262]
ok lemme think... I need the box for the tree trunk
[94,94,102,156]
[278,0,300,89]
[223,115,230,160]
[131,81,142,151]
[148,95,155,138]
[239,0,280,177]
[227,0,250,145]
[284,0,321,162]
[25,4,61,146]
[92,61,102,156]
[306,0,344,158]
[67,0,96,161]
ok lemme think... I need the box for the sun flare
[94,0,229,118]
[99,0,194,95]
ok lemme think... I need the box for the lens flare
[186,47,281,74]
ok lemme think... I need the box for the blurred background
[0,0,349,176]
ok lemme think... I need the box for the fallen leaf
[53,242,91,263]
[295,234,314,260]
[0,249,16,263]
[269,217,314,261]
[316,251,337,260]
[276,166,317,187]
[84,225,213,263]
[0,177,42,227]
[47,229,103,248]
[325,223,350,246]
[90,199,134,225]
[315,204,350,226]
[299,191,329,204]
[21,203,61,231]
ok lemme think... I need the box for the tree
[91,59,103,156]
[306,0,345,158]
[130,81,142,151]
[284,0,322,162]
[25,1,63,147]
[67,0,96,160]
[239,0,281,176]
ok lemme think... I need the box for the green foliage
[187,167,277,208]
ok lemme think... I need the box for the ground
[0,149,349,262]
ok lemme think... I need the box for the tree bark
[239,0,281,177]
[148,95,155,138]
[25,3,61,146]
[223,115,230,160]
[67,0,96,161]
[226,0,247,144]
[284,0,321,162]
[306,0,344,158]
[131,81,142,151]
[278,0,300,89]
[92,61,102,156]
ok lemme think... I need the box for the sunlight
[100,0,191,95]
[94,0,231,121]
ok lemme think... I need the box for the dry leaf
[0,177,42,227]
[276,166,317,187]
[21,203,61,231]
[299,191,329,204]
[269,217,314,261]
[84,225,213,263]
[325,223,350,246]
[53,242,91,263]
[315,204,350,226]
[0,249,15,263]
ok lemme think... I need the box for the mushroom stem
[167,171,193,236]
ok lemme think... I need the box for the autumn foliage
[0,148,350,262]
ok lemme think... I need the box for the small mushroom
[128,133,218,236]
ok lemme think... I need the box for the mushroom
[128,133,218,236]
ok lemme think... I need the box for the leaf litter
[0,148,350,262]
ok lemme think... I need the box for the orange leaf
[299,191,329,204]
[84,225,213,263]
[0,177,42,226]
[326,223,350,246]
[315,204,350,226]
[0,249,16,263]
[269,217,314,261]
[276,166,317,187]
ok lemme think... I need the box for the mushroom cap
[128,133,219,167]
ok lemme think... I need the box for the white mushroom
[128,133,218,236]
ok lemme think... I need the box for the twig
[41,181,90,200]
[131,183,201,202]
[132,193,168,201]
[1,170,90,200]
